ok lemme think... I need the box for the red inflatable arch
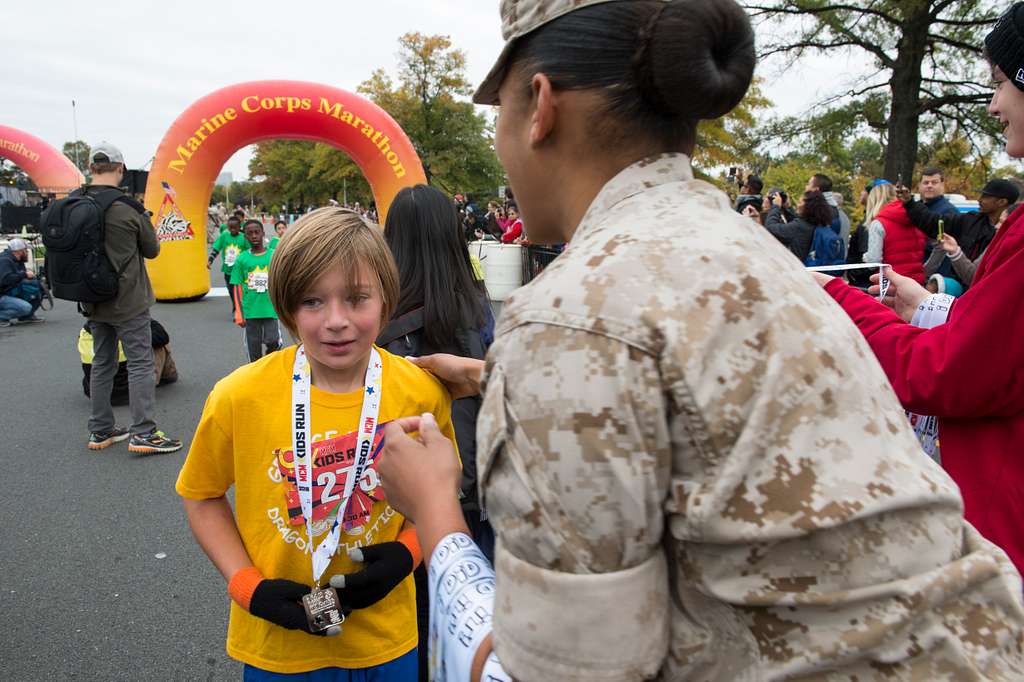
[0,125,84,196]
[144,80,427,300]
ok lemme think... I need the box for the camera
[120,169,149,196]
[735,195,762,215]
[768,190,788,205]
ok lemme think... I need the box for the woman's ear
[529,73,557,148]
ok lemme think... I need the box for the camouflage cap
[473,0,668,105]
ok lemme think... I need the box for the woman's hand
[379,414,468,563]
[869,266,929,322]
[940,233,961,256]
[407,354,484,399]
[379,414,462,523]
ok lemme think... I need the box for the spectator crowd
[734,166,1021,296]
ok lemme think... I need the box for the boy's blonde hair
[269,207,399,339]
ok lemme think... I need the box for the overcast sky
[1,0,874,181]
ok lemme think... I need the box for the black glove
[249,578,344,636]
[329,541,414,609]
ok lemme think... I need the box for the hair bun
[643,0,756,121]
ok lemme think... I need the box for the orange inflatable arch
[0,125,84,196]
[144,80,426,300]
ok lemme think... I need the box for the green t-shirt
[212,232,249,274]
[230,249,277,319]
[268,236,280,250]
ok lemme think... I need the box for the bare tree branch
[741,2,899,25]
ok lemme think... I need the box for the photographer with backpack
[44,143,182,454]
[765,190,844,267]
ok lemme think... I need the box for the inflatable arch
[0,125,84,196]
[144,80,427,300]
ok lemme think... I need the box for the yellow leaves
[693,80,772,169]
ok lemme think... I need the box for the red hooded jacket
[876,200,926,284]
[824,204,1024,574]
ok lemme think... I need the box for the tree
[916,127,1003,195]
[694,81,773,171]
[358,33,505,195]
[307,145,373,205]
[62,140,90,173]
[247,141,373,209]
[744,0,1001,181]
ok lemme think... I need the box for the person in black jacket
[376,184,495,682]
[0,238,43,326]
[462,207,486,242]
[895,178,1018,286]
[765,190,833,263]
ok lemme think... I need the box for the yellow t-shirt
[176,345,457,673]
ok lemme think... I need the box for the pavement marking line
[208,287,229,297]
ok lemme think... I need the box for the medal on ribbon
[290,345,384,632]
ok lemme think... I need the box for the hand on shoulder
[406,354,484,400]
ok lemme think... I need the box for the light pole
[71,100,80,170]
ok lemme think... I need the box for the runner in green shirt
[208,217,249,318]
[231,220,281,362]
[219,210,247,234]
[268,219,287,250]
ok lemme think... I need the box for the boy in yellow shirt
[177,207,457,680]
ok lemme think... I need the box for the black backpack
[40,187,143,303]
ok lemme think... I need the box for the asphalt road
[0,265,249,681]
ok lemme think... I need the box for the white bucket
[470,241,523,302]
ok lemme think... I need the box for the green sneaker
[128,430,183,455]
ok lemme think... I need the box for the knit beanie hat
[986,3,1024,92]
[928,274,965,298]
[944,277,965,298]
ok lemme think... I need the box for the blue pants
[0,294,35,321]
[243,649,417,682]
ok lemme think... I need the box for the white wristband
[911,293,955,329]
[429,533,496,682]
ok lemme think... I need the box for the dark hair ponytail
[509,0,755,149]
[384,185,487,350]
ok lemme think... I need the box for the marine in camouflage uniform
[476,153,1024,681]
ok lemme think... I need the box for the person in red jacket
[500,204,524,243]
[813,4,1024,575]
[871,199,927,283]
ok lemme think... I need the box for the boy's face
[244,223,264,248]
[276,223,287,237]
[295,261,384,385]
[228,220,241,236]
